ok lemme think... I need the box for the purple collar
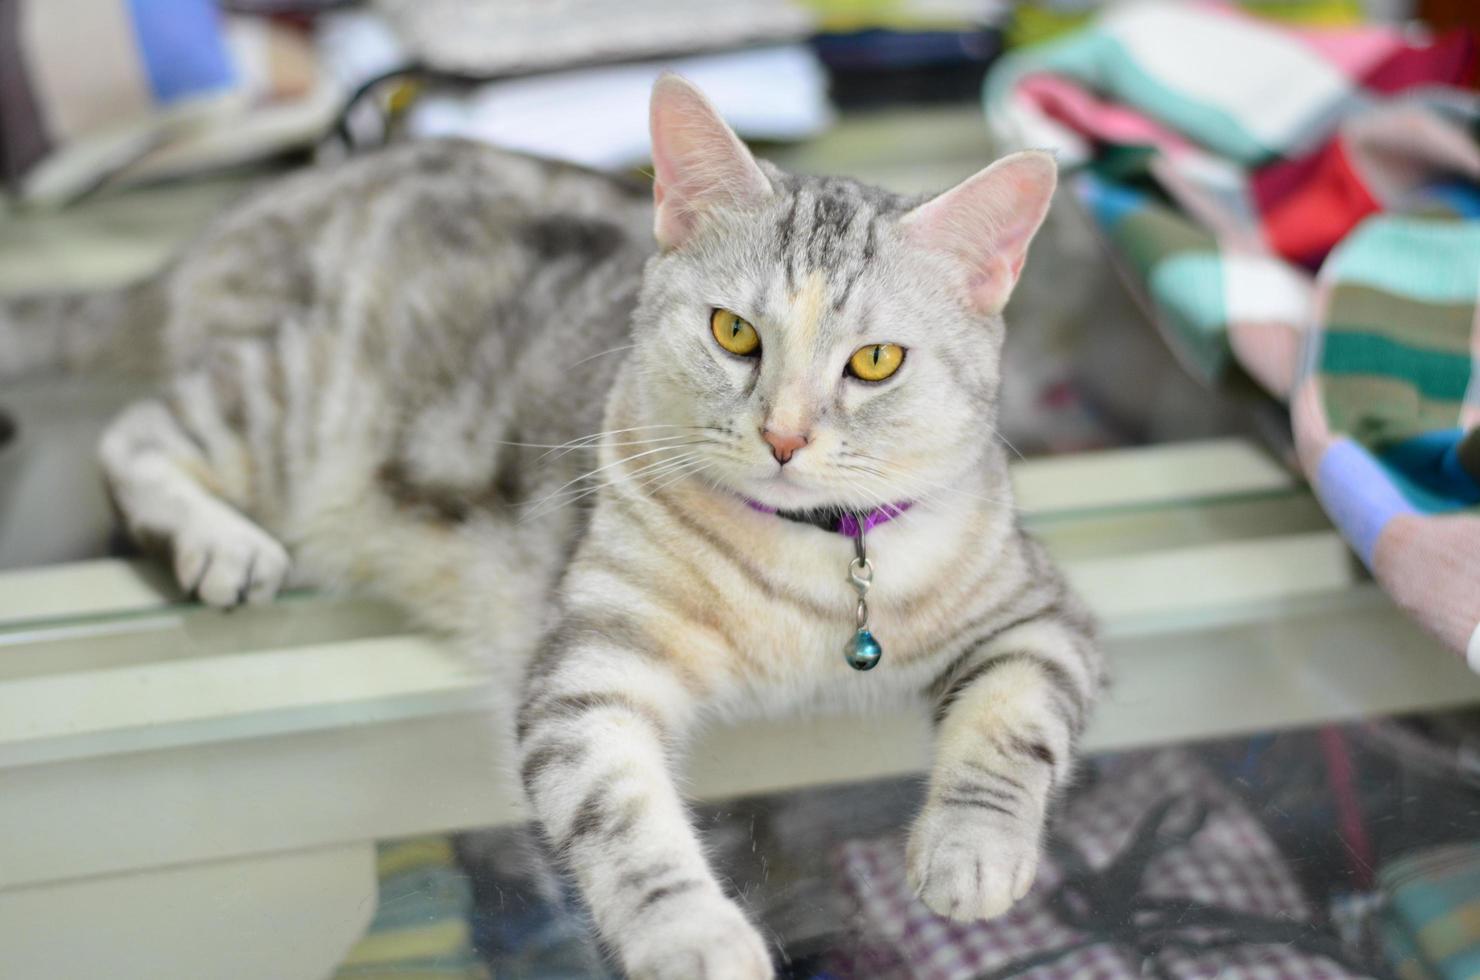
[744,499,913,536]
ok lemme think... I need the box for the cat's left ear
[649,73,772,249]
[901,151,1057,316]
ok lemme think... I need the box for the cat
[0,75,1102,979]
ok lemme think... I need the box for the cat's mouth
[734,469,839,512]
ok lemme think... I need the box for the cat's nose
[761,428,809,465]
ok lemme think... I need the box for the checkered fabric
[984,1,1480,672]
[836,751,1367,980]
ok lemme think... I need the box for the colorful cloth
[985,1,1480,671]
[1332,845,1480,980]
[335,836,489,979]
[1378,843,1480,980]
[835,750,1369,979]
[1292,219,1480,668]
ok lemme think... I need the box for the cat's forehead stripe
[788,272,828,353]
[776,194,802,291]
[772,176,896,315]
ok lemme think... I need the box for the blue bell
[844,629,882,671]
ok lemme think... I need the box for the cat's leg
[909,599,1100,920]
[515,615,772,980]
[99,375,290,608]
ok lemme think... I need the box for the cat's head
[628,75,1055,514]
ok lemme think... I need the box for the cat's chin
[731,473,838,512]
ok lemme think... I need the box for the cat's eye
[711,309,760,357]
[847,343,906,382]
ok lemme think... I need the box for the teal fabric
[1149,252,1232,376]
[1325,219,1480,306]
[987,29,1272,161]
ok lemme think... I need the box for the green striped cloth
[984,2,1480,670]
[1377,843,1480,980]
[335,837,488,980]
[1290,216,1480,671]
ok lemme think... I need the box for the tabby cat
[0,76,1102,978]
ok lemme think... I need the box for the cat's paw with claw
[623,892,772,980]
[906,801,1042,922]
[173,506,290,609]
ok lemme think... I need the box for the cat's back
[345,139,655,242]
[207,139,653,253]
[161,140,655,357]
[166,136,656,397]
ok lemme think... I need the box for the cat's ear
[901,151,1057,316]
[649,73,772,249]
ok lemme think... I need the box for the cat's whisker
[996,431,1027,462]
[840,450,1012,509]
[489,434,698,458]
[537,433,700,462]
[534,454,708,520]
[523,444,705,520]
[541,441,711,502]
[642,458,712,497]
[525,452,705,519]
[537,423,708,448]
[852,463,982,518]
[535,425,713,462]
[564,343,638,370]
[521,450,705,523]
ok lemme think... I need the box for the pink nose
[762,428,809,465]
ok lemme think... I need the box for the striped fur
[9,80,1104,979]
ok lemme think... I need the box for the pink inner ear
[649,74,770,248]
[904,151,1057,315]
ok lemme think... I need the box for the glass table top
[446,718,1480,979]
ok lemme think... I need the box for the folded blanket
[985,1,1480,671]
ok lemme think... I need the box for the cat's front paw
[173,507,289,608]
[906,800,1042,922]
[623,891,772,980]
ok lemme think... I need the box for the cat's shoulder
[350,139,649,204]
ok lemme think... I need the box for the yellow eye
[711,309,760,357]
[847,343,905,382]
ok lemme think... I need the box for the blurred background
[5,4,1480,980]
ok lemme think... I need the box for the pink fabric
[1017,74,1195,159]
[1360,29,1475,93]
[1371,513,1480,656]
[1228,320,1303,398]
[1289,24,1408,78]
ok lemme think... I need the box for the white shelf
[0,438,1302,629]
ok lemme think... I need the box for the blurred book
[1,0,345,204]
[374,0,815,75]
[405,45,834,171]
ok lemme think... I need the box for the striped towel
[985,1,1480,671]
[335,837,489,980]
